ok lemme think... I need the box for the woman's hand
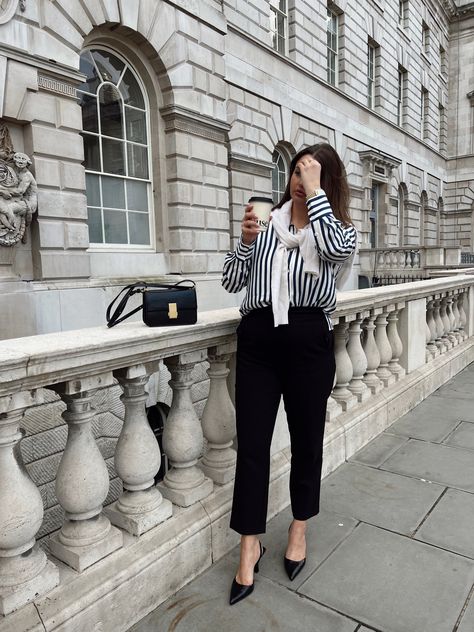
[296,156,322,196]
[241,205,260,245]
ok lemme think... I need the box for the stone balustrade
[1,276,474,630]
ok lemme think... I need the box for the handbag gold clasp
[168,302,178,319]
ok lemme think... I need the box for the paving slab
[348,433,409,467]
[256,505,358,589]
[128,554,358,632]
[433,371,474,400]
[393,393,474,423]
[298,523,474,632]
[380,439,474,492]
[389,409,462,442]
[457,594,474,632]
[320,462,444,535]
[415,488,474,559]
[443,421,474,451]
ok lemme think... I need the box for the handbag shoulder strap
[106,283,145,328]
[106,279,196,328]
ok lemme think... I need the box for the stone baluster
[375,310,395,387]
[451,292,463,343]
[445,295,458,347]
[347,313,371,402]
[49,375,123,572]
[332,320,357,410]
[457,291,468,340]
[362,312,383,394]
[0,391,59,615]
[377,251,385,268]
[433,298,446,353]
[413,250,421,267]
[387,305,406,380]
[158,352,213,506]
[426,299,439,359]
[398,251,406,268]
[105,364,172,536]
[200,343,237,485]
[439,296,453,351]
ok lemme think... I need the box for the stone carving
[0,0,25,25]
[0,123,37,246]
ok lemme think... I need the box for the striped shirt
[222,193,357,328]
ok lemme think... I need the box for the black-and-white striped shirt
[222,193,357,328]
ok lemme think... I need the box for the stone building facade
[0,0,472,342]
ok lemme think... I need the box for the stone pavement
[129,365,474,632]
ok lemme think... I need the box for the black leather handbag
[106,280,197,328]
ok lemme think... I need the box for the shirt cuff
[306,193,333,221]
[235,236,255,261]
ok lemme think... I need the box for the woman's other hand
[296,156,322,196]
[241,205,260,245]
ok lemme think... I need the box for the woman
[222,143,357,605]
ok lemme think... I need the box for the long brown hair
[275,143,352,226]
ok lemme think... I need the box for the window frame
[78,46,155,251]
[421,87,429,141]
[397,66,407,128]
[271,148,290,204]
[270,0,288,56]
[367,42,376,109]
[327,6,339,87]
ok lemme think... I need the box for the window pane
[272,165,278,193]
[279,0,286,12]
[104,209,127,244]
[119,69,145,108]
[102,138,125,175]
[279,171,286,193]
[127,144,149,179]
[127,180,148,211]
[88,207,103,243]
[79,93,99,133]
[99,84,123,139]
[86,173,100,206]
[78,51,100,94]
[125,107,147,144]
[102,176,125,209]
[91,49,125,85]
[82,133,100,171]
[129,211,150,245]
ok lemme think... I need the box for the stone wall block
[28,125,84,161]
[118,0,140,30]
[56,0,93,35]
[205,209,229,230]
[4,60,38,120]
[60,161,86,191]
[169,253,208,274]
[64,222,89,249]
[38,220,65,249]
[194,230,218,251]
[19,91,57,127]
[34,157,61,188]
[42,1,83,50]
[37,252,91,280]
[100,0,121,23]
[169,228,194,251]
[37,189,87,220]
[168,206,206,229]
[57,99,83,131]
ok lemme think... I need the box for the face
[289,153,312,204]
[14,154,28,169]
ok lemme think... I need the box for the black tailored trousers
[230,307,336,535]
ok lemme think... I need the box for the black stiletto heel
[284,524,306,581]
[229,541,266,605]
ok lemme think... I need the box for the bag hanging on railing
[106,280,197,328]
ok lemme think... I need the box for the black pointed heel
[229,541,266,605]
[284,556,306,581]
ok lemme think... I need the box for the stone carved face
[13,152,30,169]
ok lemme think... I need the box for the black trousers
[230,307,336,535]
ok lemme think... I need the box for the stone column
[347,313,371,402]
[433,298,446,353]
[458,291,468,340]
[362,312,383,394]
[49,375,123,572]
[446,295,458,347]
[375,310,395,387]
[387,305,406,380]
[158,351,213,506]
[0,391,59,615]
[439,296,453,350]
[105,364,172,536]
[200,343,237,485]
[332,320,357,410]
[451,292,463,343]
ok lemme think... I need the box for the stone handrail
[359,246,462,277]
[1,275,474,623]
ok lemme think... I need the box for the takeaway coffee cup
[248,196,273,232]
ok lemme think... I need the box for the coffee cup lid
[248,196,274,203]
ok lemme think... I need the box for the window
[78,49,152,246]
[270,0,288,55]
[422,21,430,56]
[397,66,407,127]
[439,45,447,79]
[370,183,381,248]
[327,7,339,86]
[367,43,376,109]
[271,149,289,204]
[398,0,408,29]
[421,88,428,140]
[438,103,446,153]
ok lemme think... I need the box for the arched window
[272,149,289,204]
[78,48,152,246]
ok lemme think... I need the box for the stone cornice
[358,150,402,171]
[228,155,273,177]
[440,0,474,18]
[160,105,230,143]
